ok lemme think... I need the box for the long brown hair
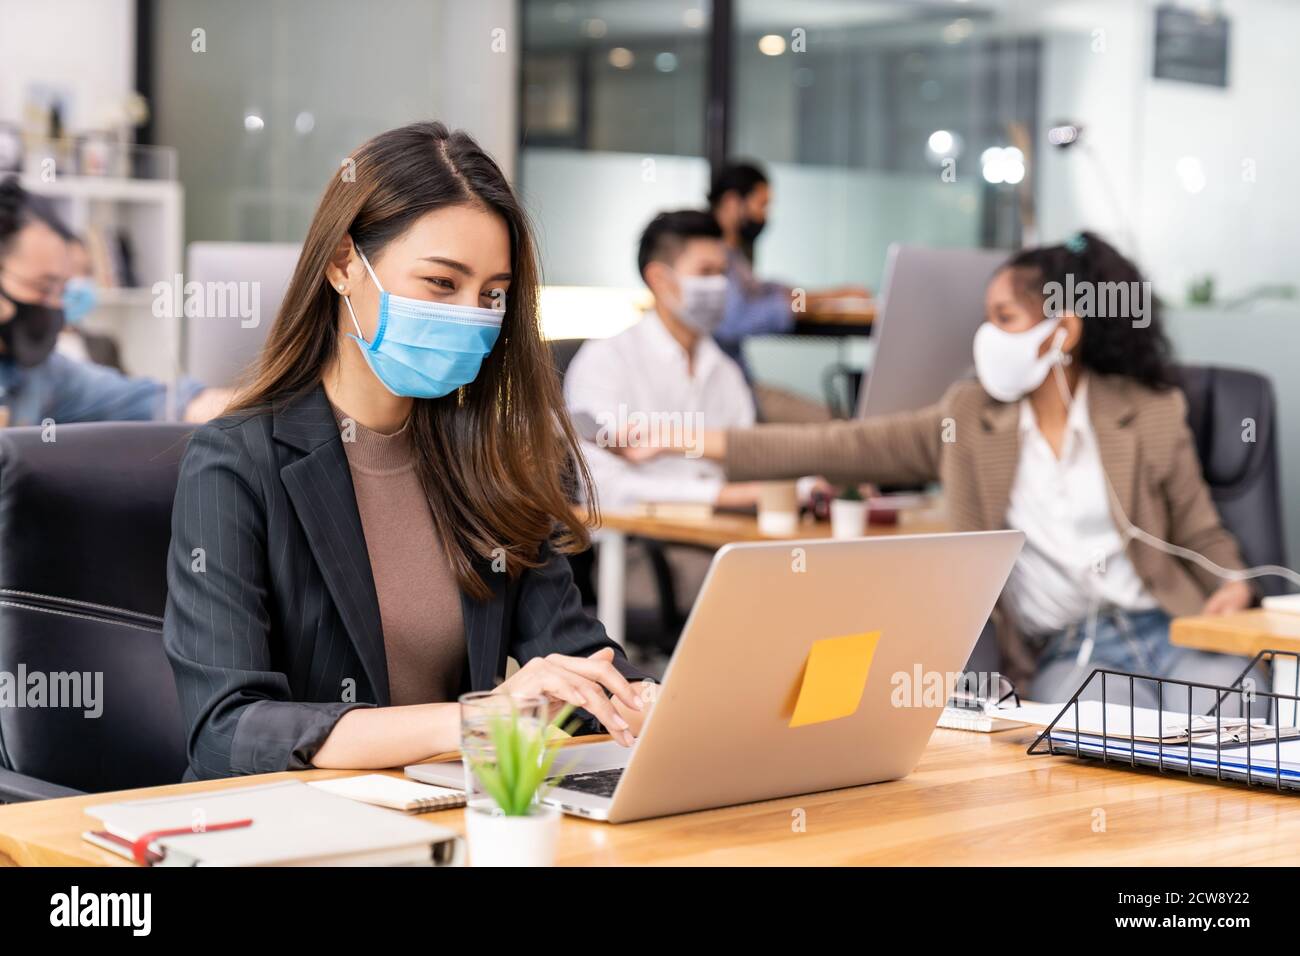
[229,121,595,599]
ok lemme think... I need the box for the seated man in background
[565,209,759,513]
[707,161,869,423]
[55,233,125,370]
[0,177,226,425]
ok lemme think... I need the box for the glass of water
[458,691,549,814]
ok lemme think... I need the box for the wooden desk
[1172,609,1300,721]
[5,728,1300,866]
[792,304,875,337]
[590,509,949,643]
[1172,609,1300,658]
[594,508,945,551]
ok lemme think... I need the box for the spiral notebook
[308,774,466,813]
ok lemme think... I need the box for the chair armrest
[0,766,85,803]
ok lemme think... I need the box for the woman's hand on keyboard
[498,647,643,746]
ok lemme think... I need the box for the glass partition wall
[731,1,1038,290]
[519,0,1300,308]
[519,0,1042,292]
[519,0,713,289]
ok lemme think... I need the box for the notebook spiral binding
[1028,649,1300,793]
[407,793,466,813]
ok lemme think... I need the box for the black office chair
[551,338,599,606]
[548,337,587,379]
[0,422,192,802]
[1176,365,1288,595]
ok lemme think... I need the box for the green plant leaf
[490,713,517,791]
[470,760,511,811]
[512,729,542,812]
[470,701,584,816]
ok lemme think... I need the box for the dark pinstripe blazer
[163,384,647,780]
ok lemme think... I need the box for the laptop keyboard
[558,768,625,798]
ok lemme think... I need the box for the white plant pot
[830,498,869,539]
[465,804,561,867]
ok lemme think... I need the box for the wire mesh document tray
[1028,649,1300,792]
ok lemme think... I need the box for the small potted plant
[463,702,576,867]
[830,483,869,539]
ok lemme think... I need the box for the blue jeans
[1028,608,1259,711]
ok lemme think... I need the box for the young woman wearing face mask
[642,231,1254,701]
[163,122,653,780]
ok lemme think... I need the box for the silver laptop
[184,242,300,387]
[408,530,1024,823]
[856,244,1008,418]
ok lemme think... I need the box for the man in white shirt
[565,210,759,513]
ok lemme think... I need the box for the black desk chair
[0,423,192,802]
[551,338,599,606]
[548,337,587,379]
[1177,365,1288,595]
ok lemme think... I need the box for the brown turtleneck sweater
[334,405,466,705]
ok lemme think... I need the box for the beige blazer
[724,375,1246,679]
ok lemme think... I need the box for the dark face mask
[739,216,766,243]
[0,282,64,367]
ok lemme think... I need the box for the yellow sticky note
[788,631,881,728]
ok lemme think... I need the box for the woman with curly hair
[635,232,1255,702]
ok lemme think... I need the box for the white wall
[1135,0,1300,300]
[435,0,518,178]
[0,0,136,130]
[1034,0,1300,302]
[520,148,711,287]
[1033,0,1148,254]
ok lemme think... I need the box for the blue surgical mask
[341,247,504,399]
[62,277,98,325]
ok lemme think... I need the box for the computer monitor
[856,244,1009,418]
[184,242,300,387]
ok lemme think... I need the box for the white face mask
[972,317,1066,403]
[671,273,728,335]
